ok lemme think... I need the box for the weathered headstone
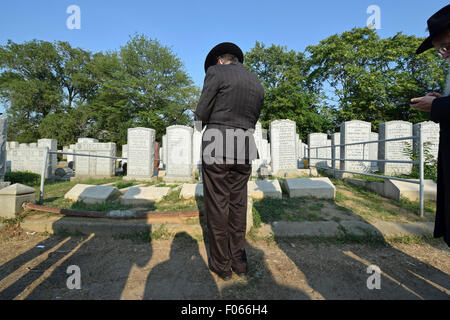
[379,121,413,175]
[270,120,297,175]
[74,142,116,178]
[413,121,439,161]
[340,121,371,173]
[126,127,155,180]
[0,115,7,181]
[163,134,168,169]
[252,122,264,176]
[331,133,340,170]
[164,125,193,181]
[308,133,327,168]
[38,139,58,176]
[369,132,379,172]
[192,126,203,174]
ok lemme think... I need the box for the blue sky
[0,0,449,113]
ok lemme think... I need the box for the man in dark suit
[411,4,450,247]
[194,42,264,280]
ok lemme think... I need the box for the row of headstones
[6,137,117,179]
[307,120,439,175]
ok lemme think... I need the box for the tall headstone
[379,121,413,175]
[165,125,193,181]
[308,133,328,168]
[126,127,155,180]
[413,121,439,161]
[369,132,379,172]
[252,122,264,175]
[340,121,371,172]
[270,120,297,175]
[38,139,58,176]
[331,133,340,170]
[163,134,168,169]
[0,116,7,181]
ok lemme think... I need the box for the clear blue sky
[0,0,448,113]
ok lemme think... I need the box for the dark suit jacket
[194,62,264,164]
[431,95,450,246]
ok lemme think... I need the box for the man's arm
[194,67,221,123]
[431,96,450,123]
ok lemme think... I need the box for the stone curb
[4,216,435,240]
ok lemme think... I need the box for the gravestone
[340,121,371,173]
[379,121,413,175]
[163,134,168,169]
[78,138,98,143]
[270,120,297,175]
[308,133,327,168]
[413,121,439,161]
[192,126,203,174]
[252,122,264,176]
[369,132,379,172]
[326,139,332,167]
[126,127,155,180]
[331,133,340,170]
[38,139,58,176]
[0,115,7,181]
[121,144,128,164]
[74,142,116,178]
[164,125,193,182]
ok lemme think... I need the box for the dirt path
[0,231,449,300]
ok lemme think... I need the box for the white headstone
[192,126,203,173]
[331,133,340,169]
[340,121,371,172]
[369,132,379,172]
[413,121,439,161]
[74,142,116,178]
[270,120,297,175]
[126,127,155,180]
[308,133,327,168]
[379,120,413,175]
[165,125,193,179]
[0,116,7,180]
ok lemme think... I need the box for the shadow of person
[195,195,311,299]
[255,178,450,300]
[0,230,94,299]
[143,231,219,299]
[0,213,154,299]
[22,221,153,300]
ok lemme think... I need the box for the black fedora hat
[204,42,244,73]
[416,4,450,54]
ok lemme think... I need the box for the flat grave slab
[179,183,203,199]
[64,184,121,205]
[384,179,437,201]
[283,177,336,199]
[247,180,282,199]
[120,186,171,206]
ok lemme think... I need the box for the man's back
[195,61,264,130]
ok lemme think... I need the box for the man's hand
[410,94,438,112]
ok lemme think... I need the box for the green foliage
[0,35,200,147]
[401,141,437,182]
[245,41,333,141]
[306,27,448,130]
[5,171,41,186]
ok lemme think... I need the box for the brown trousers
[202,161,251,274]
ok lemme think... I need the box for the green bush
[402,142,437,182]
[4,171,41,186]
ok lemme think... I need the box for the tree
[245,41,333,141]
[306,27,448,131]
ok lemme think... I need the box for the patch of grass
[385,234,438,245]
[114,181,135,189]
[70,201,132,212]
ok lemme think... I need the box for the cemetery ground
[0,175,449,299]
